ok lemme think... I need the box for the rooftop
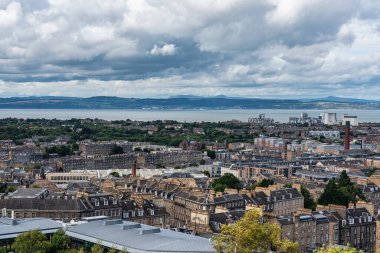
[66,219,214,253]
[0,217,62,240]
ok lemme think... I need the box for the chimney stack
[132,160,137,177]
[345,121,350,151]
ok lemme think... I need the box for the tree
[212,209,298,253]
[213,173,240,192]
[314,245,358,253]
[51,228,70,251]
[206,150,216,159]
[78,248,86,253]
[301,186,317,210]
[110,145,124,155]
[251,179,275,190]
[110,171,120,177]
[318,170,365,207]
[12,230,52,253]
[91,244,104,253]
[108,248,117,253]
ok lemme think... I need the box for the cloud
[150,44,177,56]
[0,0,379,99]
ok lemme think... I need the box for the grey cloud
[0,0,379,99]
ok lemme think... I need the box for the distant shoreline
[0,108,379,123]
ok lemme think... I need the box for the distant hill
[0,96,379,109]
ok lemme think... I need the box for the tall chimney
[345,121,350,151]
[132,160,137,177]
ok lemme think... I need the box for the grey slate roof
[66,219,214,253]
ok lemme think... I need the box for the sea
[0,109,379,123]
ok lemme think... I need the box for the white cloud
[150,44,177,56]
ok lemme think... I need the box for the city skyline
[1,0,380,99]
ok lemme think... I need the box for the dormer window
[368,216,372,222]
[150,209,155,215]
[131,211,135,217]
[138,209,144,216]
[349,218,354,225]
[104,199,108,206]
[95,199,99,207]
[123,211,129,218]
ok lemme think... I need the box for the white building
[321,112,337,125]
[343,115,358,126]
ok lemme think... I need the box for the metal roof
[0,217,62,240]
[66,219,214,253]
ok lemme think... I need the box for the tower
[344,121,350,151]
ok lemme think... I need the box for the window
[150,209,155,215]
[95,200,99,207]
[138,209,144,216]
[104,199,108,206]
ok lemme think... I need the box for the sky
[1,0,380,99]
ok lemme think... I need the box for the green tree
[213,173,240,192]
[78,247,86,253]
[251,179,275,190]
[314,245,359,253]
[206,150,216,159]
[318,170,365,207]
[110,171,120,177]
[110,145,124,155]
[301,186,317,210]
[12,230,52,253]
[51,228,70,251]
[108,248,117,253]
[91,244,104,253]
[212,209,298,253]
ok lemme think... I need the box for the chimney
[344,121,350,151]
[132,160,137,177]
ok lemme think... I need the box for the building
[121,197,170,228]
[343,115,358,127]
[0,192,121,221]
[277,211,340,253]
[308,131,340,139]
[0,217,62,251]
[79,141,133,157]
[321,112,337,125]
[340,208,376,253]
[46,171,98,183]
[66,218,214,253]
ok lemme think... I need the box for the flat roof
[0,217,62,240]
[66,219,214,253]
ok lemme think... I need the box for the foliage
[206,150,216,159]
[6,185,17,193]
[283,183,293,188]
[45,145,74,157]
[12,230,52,253]
[213,173,240,192]
[78,248,86,253]
[110,171,120,177]
[91,244,104,253]
[51,229,70,251]
[202,170,211,177]
[318,171,365,207]
[301,186,317,210]
[251,179,275,190]
[108,248,117,253]
[314,245,360,253]
[212,209,298,253]
[110,145,124,155]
